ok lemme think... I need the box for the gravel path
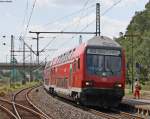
[0,110,10,119]
[29,86,103,119]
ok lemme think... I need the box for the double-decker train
[44,36,126,108]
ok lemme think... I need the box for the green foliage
[0,81,39,95]
[117,1,150,83]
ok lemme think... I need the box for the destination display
[87,48,121,56]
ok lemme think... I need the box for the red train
[44,36,126,108]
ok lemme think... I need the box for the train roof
[86,36,121,48]
[45,36,121,68]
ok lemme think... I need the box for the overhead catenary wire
[17,0,37,64]
[23,0,37,38]
[43,3,95,27]
[28,1,95,63]
[74,0,92,31]
[102,0,123,15]
[32,0,124,71]
[19,0,29,38]
[81,0,124,31]
[38,8,95,59]
[18,0,37,57]
[33,0,95,66]
[40,37,56,52]
[54,0,125,55]
[39,0,124,57]
[33,2,96,70]
[18,0,29,56]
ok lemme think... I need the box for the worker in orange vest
[134,79,141,99]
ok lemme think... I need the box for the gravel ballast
[29,86,103,119]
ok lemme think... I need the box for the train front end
[80,36,126,108]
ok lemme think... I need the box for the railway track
[0,86,51,119]
[89,108,144,119]
[44,88,144,119]
[0,103,18,119]
[12,87,51,119]
[78,104,144,119]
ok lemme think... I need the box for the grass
[0,80,40,97]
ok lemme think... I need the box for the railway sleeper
[137,108,150,118]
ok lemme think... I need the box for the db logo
[102,77,107,81]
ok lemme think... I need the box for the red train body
[44,36,126,107]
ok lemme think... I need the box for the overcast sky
[0,0,149,63]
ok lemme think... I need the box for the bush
[16,83,21,87]
[0,92,5,97]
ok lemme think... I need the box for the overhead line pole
[23,42,26,84]
[29,31,96,65]
[30,45,33,82]
[0,0,12,2]
[11,50,44,53]
[19,37,37,55]
[124,34,139,93]
[10,35,14,87]
[96,3,100,36]
[29,3,100,67]
[37,33,39,65]
[29,31,96,34]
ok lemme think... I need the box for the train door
[69,63,73,87]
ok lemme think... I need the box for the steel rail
[120,111,144,119]
[44,87,144,119]
[89,109,120,119]
[0,98,49,119]
[13,89,25,119]
[12,87,50,119]
[26,87,51,119]
[0,105,18,119]
[44,88,120,119]
[12,101,21,119]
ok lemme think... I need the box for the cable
[23,0,37,38]
[19,0,29,38]
[102,0,123,15]
[17,0,37,64]
[39,7,95,59]
[32,0,124,71]
[76,0,124,32]
[18,0,37,55]
[40,37,56,52]
[74,0,94,32]
[53,0,124,55]
[18,0,29,56]
[43,3,95,27]
[26,1,95,63]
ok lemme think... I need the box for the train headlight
[85,81,93,87]
[115,83,122,88]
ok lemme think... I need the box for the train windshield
[87,48,121,76]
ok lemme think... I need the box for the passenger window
[74,61,76,72]
[78,58,80,69]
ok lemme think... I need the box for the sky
[0,0,149,63]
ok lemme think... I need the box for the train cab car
[81,36,125,107]
[44,36,126,108]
